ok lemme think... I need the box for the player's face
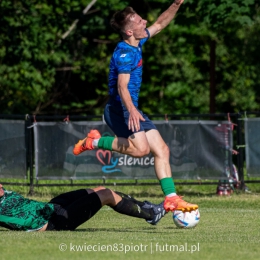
[0,184,4,197]
[129,14,148,39]
[170,140,185,159]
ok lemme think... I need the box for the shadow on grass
[74,226,176,233]
[0,225,188,233]
[127,190,218,198]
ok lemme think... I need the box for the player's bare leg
[74,129,198,212]
[74,129,150,158]
[146,129,198,212]
[112,131,150,157]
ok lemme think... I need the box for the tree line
[0,0,259,115]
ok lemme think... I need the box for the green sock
[160,177,176,196]
[97,136,115,151]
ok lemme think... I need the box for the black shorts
[46,189,102,231]
[104,99,157,138]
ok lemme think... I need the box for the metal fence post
[236,113,245,189]
[28,117,34,195]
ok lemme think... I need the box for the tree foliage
[0,0,259,115]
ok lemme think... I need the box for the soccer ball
[173,209,200,228]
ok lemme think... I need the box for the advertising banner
[33,120,233,180]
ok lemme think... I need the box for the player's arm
[117,74,145,132]
[147,0,184,38]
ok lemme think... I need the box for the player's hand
[174,0,184,5]
[128,107,145,132]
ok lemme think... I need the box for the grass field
[1,182,260,260]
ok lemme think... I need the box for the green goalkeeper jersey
[0,188,54,231]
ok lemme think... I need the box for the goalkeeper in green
[0,184,166,231]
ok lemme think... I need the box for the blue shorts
[104,99,157,138]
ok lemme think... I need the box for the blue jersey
[108,29,150,107]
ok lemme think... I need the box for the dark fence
[244,112,260,177]
[34,120,232,180]
[0,118,27,178]
[0,113,259,193]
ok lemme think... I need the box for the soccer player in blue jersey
[74,0,198,213]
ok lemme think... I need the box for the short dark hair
[110,6,136,34]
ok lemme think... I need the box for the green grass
[1,183,260,260]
